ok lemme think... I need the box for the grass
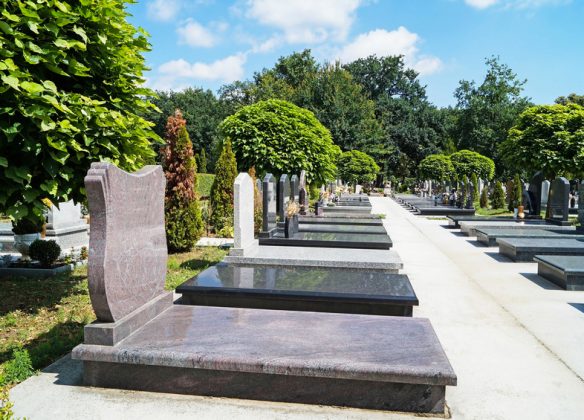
[0,246,228,392]
[474,207,514,216]
[197,173,215,199]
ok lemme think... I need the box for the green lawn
[0,246,227,392]
[474,207,514,216]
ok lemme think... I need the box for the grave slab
[259,231,392,249]
[176,263,417,316]
[298,215,383,225]
[534,255,584,291]
[73,306,456,413]
[447,215,516,228]
[298,223,388,234]
[459,220,575,237]
[476,228,584,247]
[497,238,584,262]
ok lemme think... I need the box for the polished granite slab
[534,255,584,290]
[332,202,372,207]
[497,238,584,262]
[323,206,372,215]
[460,220,575,236]
[476,228,584,247]
[298,215,383,225]
[73,305,456,413]
[259,230,392,249]
[416,207,475,216]
[176,263,417,316]
[223,244,403,272]
[298,223,387,234]
[448,215,517,228]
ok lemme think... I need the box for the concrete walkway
[10,197,584,419]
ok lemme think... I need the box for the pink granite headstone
[85,163,167,322]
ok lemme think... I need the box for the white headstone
[541,180,550,206]
[47,200,84,230]
[231,172,257,256]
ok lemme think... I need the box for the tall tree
[452,56,531,172]
[0,0,159,222]
[555,93,584,107]
[209,139,238,232]
[337,150,380,189]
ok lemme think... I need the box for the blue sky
[127,0,584,107]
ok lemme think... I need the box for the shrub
[196,174,215,199]
[418,154,454,181]
[210,139,237,232]
[160,110,203,253]
[471,173,479,203]
[28,240,61,268]
[80,246,88,261]
[337,150,379,191]
[197,149,208,173]
[0,348,34,386]
[11,217,44,235]
[249,167,263,235]
[480,186,489,208]
[506,179,515,211]
[217,225,234,238]
[514,174,523,207]
[491,181,506,209]
[450,150,495,180]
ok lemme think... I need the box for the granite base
[534,255,584,291]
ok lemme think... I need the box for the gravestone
[84,162,170,324]
[527,171,544,216]
[578,180,584,228]
[255,179,263,193]
[465,183,474,209]
[261,173,277,237]
[546,177,570,225]
[290,174,299,203]
[45,200,89,250]
[277,174,290,222]
[231,173,256,256]
[542,180,550,207]
[299,170,308,215]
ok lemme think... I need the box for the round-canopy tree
[220,99,341,185]
[0,0,159,223]
[417,154,454,181]
[450,150,495,180]
[499,104,584,180]
[337,150,380,188]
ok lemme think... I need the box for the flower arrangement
[286,201,299,218]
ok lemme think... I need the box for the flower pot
[518,205,525,219]
[14,233,41,260]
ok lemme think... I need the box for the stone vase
[518,205,525,219]
[14,233,41,260]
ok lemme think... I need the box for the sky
[127,0,584,107]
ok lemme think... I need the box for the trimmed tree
[480,186,488,208]
[210,139,238,232]
[491,181,506,209]
[417,154,455,181]
[197,148,208,173]
[0,0,159,224]
[160,110,203,253]
[220,99,341,186]
[450,150,495,180]
[337,150,379,191]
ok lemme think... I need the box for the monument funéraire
[45,200,89,249]
[231,172,256,256]
[261,173,277,237]
[299,170,308,215]
[527,171,544,216]
[290,174,299,203]
[277,174,290,222]
[546,177,570,225]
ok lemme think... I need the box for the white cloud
[246,0,362,44]
[147,0,182,22]
[151,54,247,90]
[251,36,282,53]
[335,27,443,75]
[464,0,570,9]
[465,0,499,9]
[177,20,217,47]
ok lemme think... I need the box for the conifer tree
[197,149,208,173]
[471,173,479,203]
[491,181,506,209]
[480,186,489,208]
[210,139,238,232]
[160,110,203,252]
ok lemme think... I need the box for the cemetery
[1,2,584,419]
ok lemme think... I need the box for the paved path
[10,197,584,419]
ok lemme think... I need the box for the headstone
[541,180,550,207]
[255,179,263,193]
[578,180,584,228]
[299,170,308,215]
[231,173,256,256]
[546,177,570,225]
[290,174,299,203]
[527,171,544,216]
[261,173,277,236]
[466,183,474,209]
[277,174,290,222]
[45,200,89,249]
[84,162,167,322]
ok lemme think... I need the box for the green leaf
[0,156,7,167]
[0,21,13,34]
[21,81,45,94]
[1,75,19,90]
[22,189,39,203]
[72,26,88,43]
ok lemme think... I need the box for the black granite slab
[534,255,584,290]
[447,215,516,228]
[497,238,584,262]
[323,206,372,215]
[299,215,383,225]
[259,231,392,249]
[176,263,417,316]
[416,207,475,216]
[299,223,388,234]
[72,305,456,413]
[476,228,584,247]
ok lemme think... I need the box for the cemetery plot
[476,228,584,247]
[448,215,516,228]
[394,194,476,216]
[497,238,584,262]
[259,231,392,249]
[459,220,574,237]
[176,262,418,316]
[534,255,584,291]
[298,215,383,225]
[298,223,388,234]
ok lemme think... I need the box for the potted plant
[284,201,299,238]
[12,216,45,261]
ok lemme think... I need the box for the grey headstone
[542,180,550,206]
[277,174,290,221]
[546,177,570,223]
[299,189,308,215]
[527,171,544,216]
[256,179,263,193]
[578,181,584,227]
[85,163,167,322]
[290,174,299,202]
[262,173,277,234]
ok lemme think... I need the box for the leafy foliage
[417,154,454,181]
[450,150,495,180]
[196,173,215,199]
[160,110,203,253]
[480,185,489,208]
[209,139,237,232]
[514,174,523,207]
[337,150,379,188]
[248,167,263,235]
[0,348,33,386]
[491,181,506,209]
[471,173,479,203]
[197,148,208,173]
[499,104,584,180]
[221,99,340,185]
[451,56,531,173]
[11,216,44,234]
[0,0,159,224]
[28,239,61,268]
[555,93,584,107]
